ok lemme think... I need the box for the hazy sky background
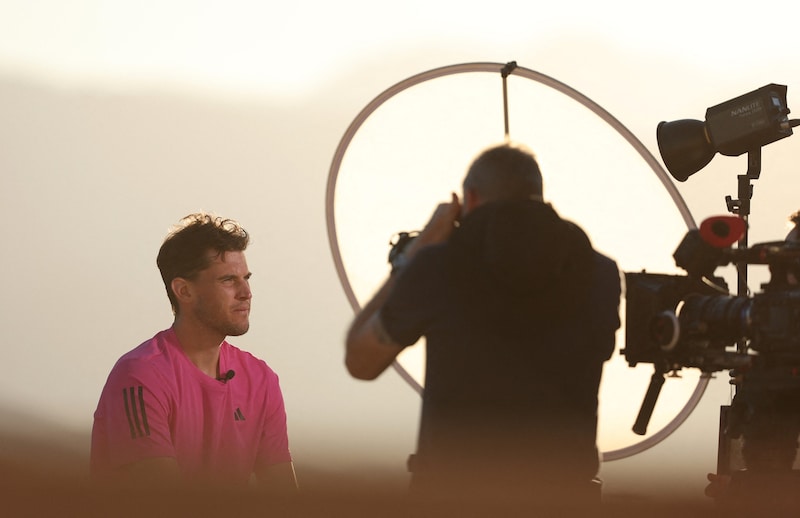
[3,0,800,501]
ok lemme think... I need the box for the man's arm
[116,457,182,487]
[344,193,461,380]
[255,461,299,494]
[91,360,181,485]
[345,277,406,380]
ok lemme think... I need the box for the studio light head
[657,84,793,181]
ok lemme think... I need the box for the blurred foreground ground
[0,469,721,518]
[3,432,780,518]
[10,425,800,517]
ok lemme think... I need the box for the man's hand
[255,461,299,494]
[405,192,461,258]
[705,472,732,498]
[344,192,461,381]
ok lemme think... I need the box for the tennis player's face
[189,250,252,337]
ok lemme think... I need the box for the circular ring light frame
[325,61,706,462]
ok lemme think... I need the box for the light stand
[725,147,760,331]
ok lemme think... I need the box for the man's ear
[171,277,192,306]
[463,188,481,216]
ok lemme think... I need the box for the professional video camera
[625,85,800,498]
[623,217,800,433]
[623,83,800,439]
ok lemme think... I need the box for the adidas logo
[234,407,246,421]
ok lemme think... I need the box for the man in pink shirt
[91,213,297,493]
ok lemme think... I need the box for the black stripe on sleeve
[137,385,151,437]
[122,385,150,439]
[123,388,136,439]
[129,387,143,438]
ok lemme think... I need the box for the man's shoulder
[391,243,450,287]
[415,241,449,259]
[109,329,176,381]
[409,242,450,270]
[589,251,621,297]
[116,328,173,361]
[592,250,619,274]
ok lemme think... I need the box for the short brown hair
[156,213,249,315]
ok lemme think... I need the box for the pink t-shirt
[91,328,292,486]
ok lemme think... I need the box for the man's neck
[172,319,224,378]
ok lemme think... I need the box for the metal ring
[325,61,704,461]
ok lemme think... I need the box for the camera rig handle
[633,367,667,435]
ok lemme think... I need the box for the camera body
[623,219,800,439]
[623,233,800,374]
